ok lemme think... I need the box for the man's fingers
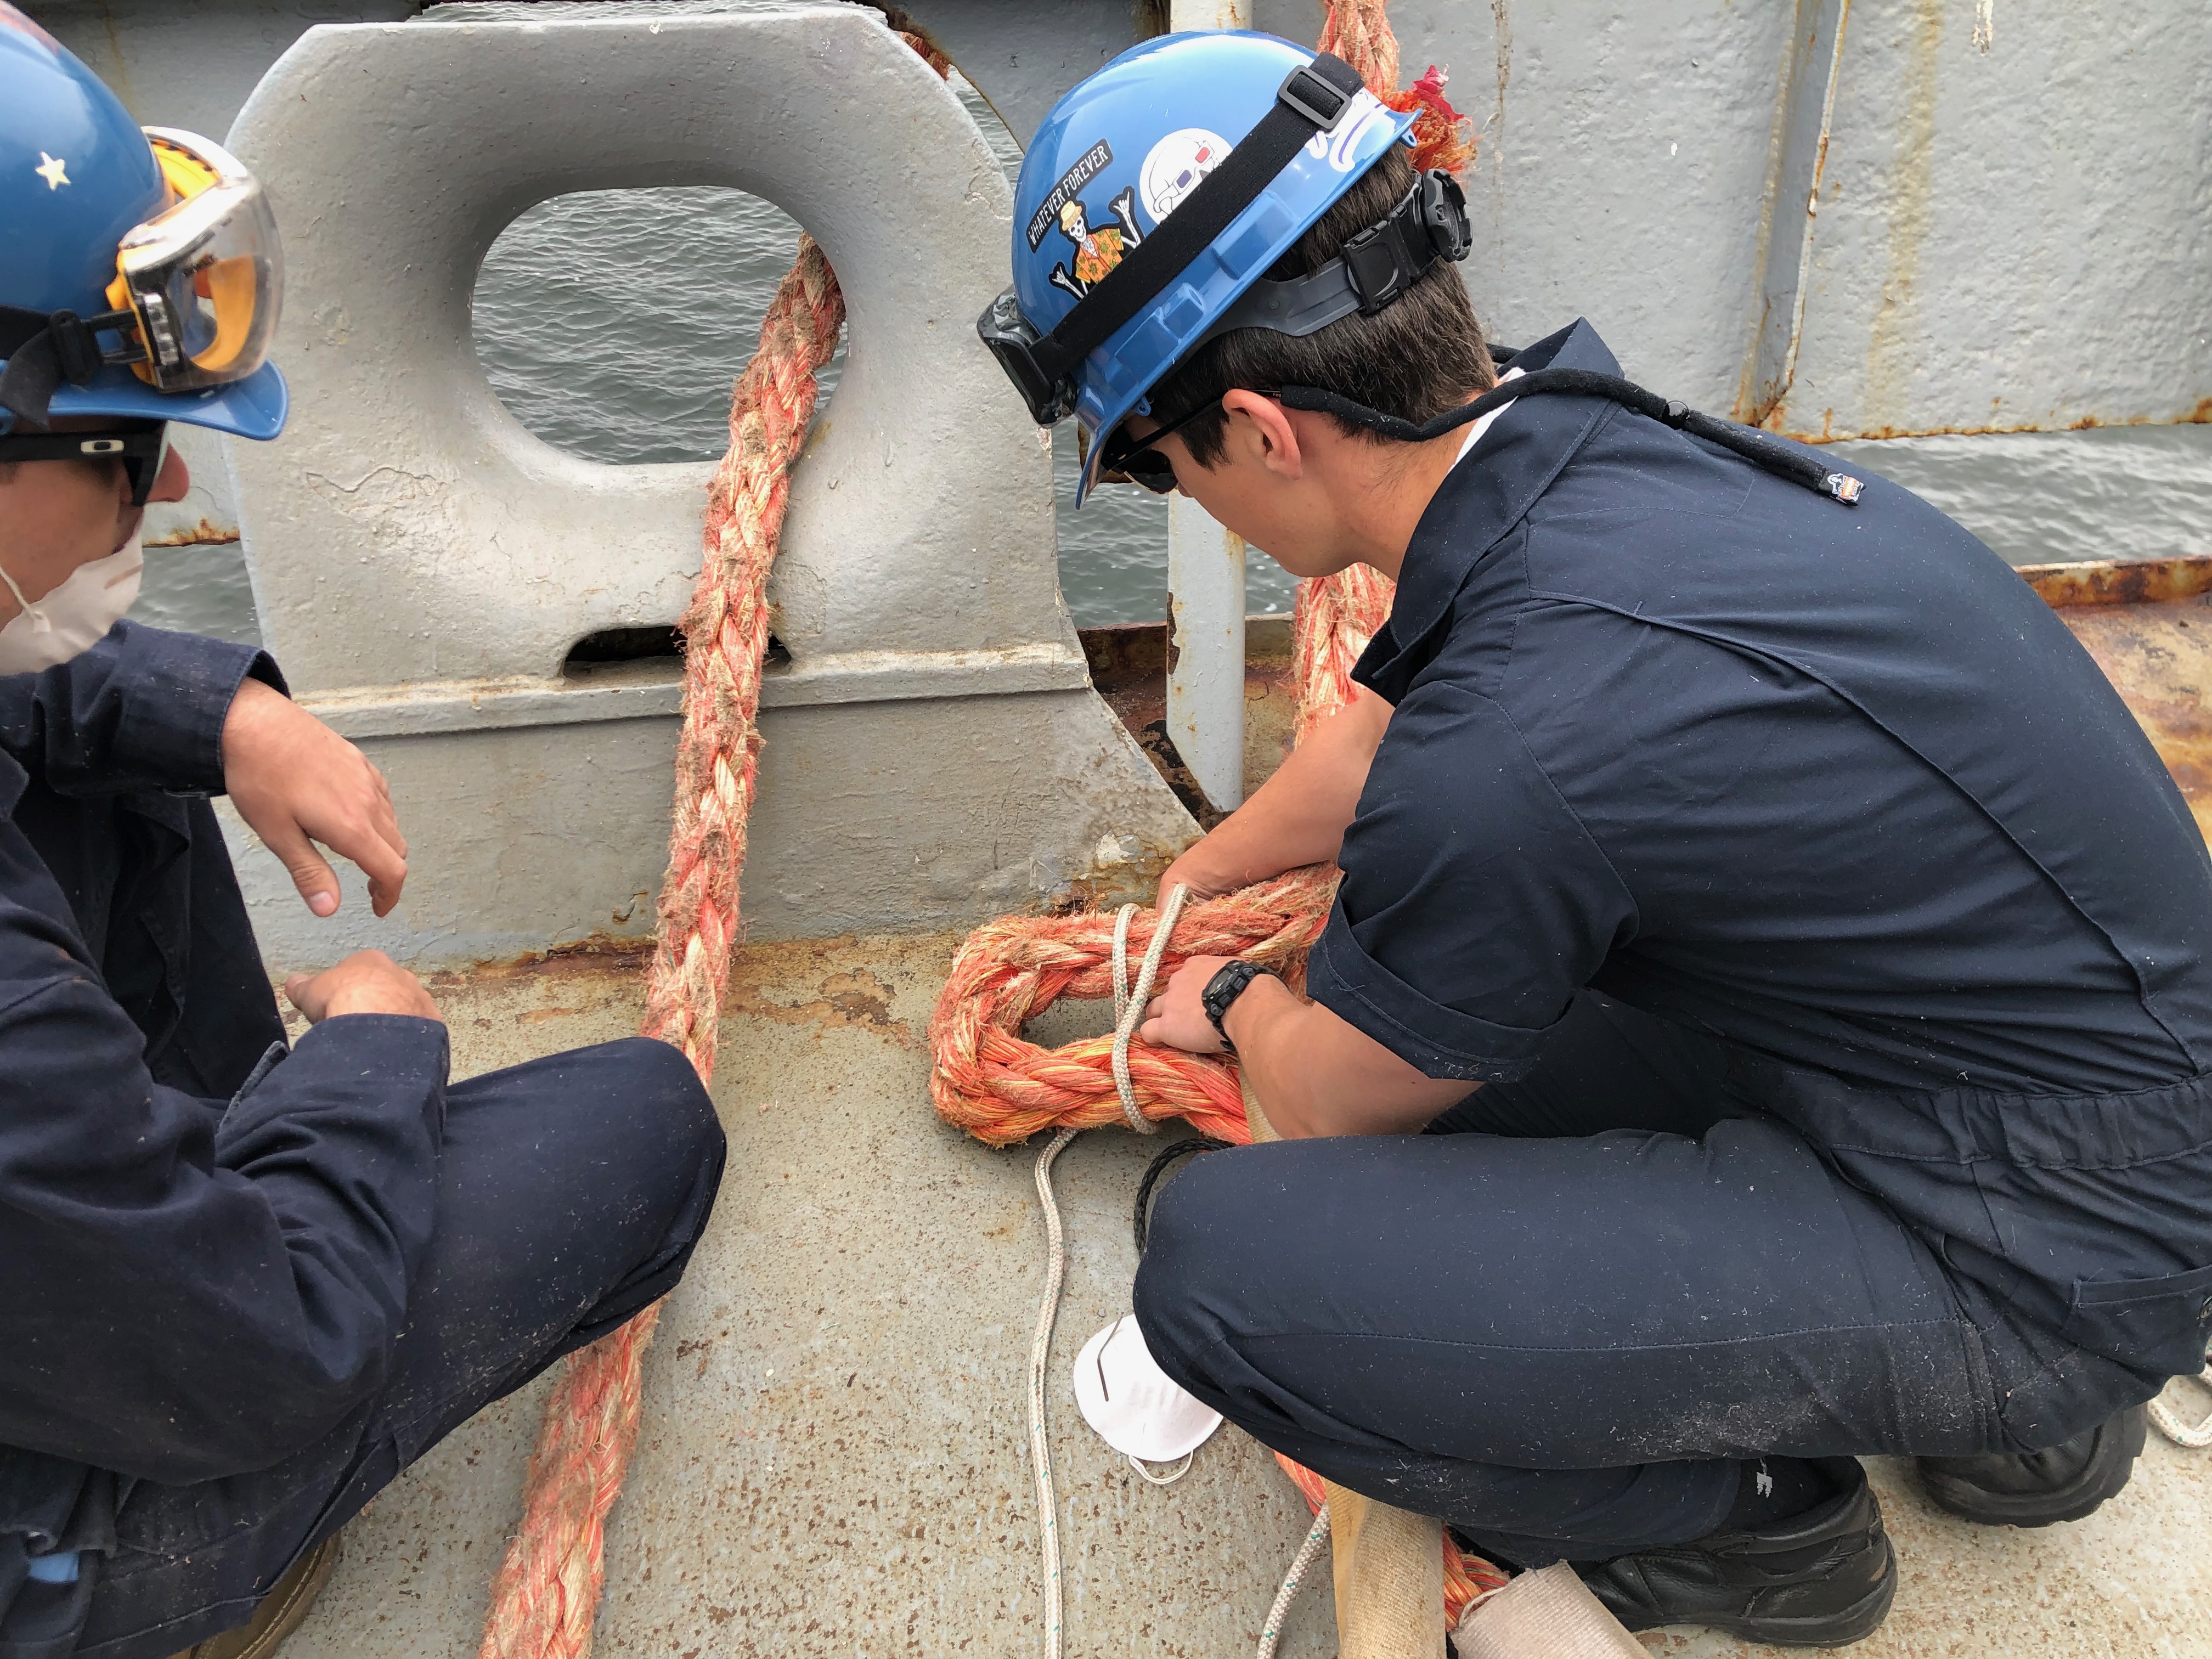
[1138,1015,1165,1046]
[263,823,341,917]
[368,768,409,859]
[318,806,410,913]
[283,971,323,1020]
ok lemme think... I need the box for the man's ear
[1221,388,1304,481]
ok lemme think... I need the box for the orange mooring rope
[475,7,1485,1655]
[475,240,846,1659]
[923,3,1505,1627]
[476,27,960,1651]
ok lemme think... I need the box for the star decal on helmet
[34,150,67,188]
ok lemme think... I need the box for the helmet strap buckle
[1275,61,1356,131]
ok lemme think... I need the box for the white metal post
[1166,498,1248,812]
[1165,0,1252,812]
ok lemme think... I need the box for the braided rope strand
[475,240,844,1659]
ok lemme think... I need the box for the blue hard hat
[1002,32,1413,504]
[0,7,285,438]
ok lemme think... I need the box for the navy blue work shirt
[0,624,448,1645]
[1307,321,2212,1097]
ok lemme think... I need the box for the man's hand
[1143,952,1472,1138]
[284,951,442,1024]
[1138,955,1235,1053]
[224,678,408,917]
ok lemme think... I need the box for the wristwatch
[1200,961,1277,1055]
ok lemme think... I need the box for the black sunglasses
[1096,397,1223,495]
[0,422,170,506]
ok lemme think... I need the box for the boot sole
[1917,1408,2147,1528]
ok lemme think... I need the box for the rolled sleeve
[1309,679,1636,1080]
[1307,903,1562,1081]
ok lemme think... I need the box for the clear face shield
[104,128,283,394]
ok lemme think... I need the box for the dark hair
[1143,148,1493,467]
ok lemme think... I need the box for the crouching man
[0,15,724,1657]
[981,31,2212,1647]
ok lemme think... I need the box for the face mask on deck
[1073,1313,1223,1479]
[0,532,142,673]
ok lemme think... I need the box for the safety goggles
[0,422,170,505]
[1094,397,1224,495]
[0,129,281,431]
[104,128,284,393]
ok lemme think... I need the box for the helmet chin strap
[1278,369,1867,505]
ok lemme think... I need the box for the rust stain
[720,960,915,1046]
[514,1005,588,1025]
[1860,0,1945,435]
[2021,555,2212,610]
[1080,619,1295,834]
[1774,406,2208,443]
[144,518,240,547]
[426,934,653,989]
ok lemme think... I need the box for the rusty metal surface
[1081,619,1297,827]
[2024,556,2212,842]
[2020,554,2212,610]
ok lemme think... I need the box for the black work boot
[1574,1458,1895,1647]
[1915,1403,2147,1527]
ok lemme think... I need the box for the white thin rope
[2149,1365,2212,1447]
[1257,1502,1332,1659]
[1110,884,1189,1134]
[1028,1124,1079,1659]
[1026,885,1192,1658]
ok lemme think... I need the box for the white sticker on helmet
[1305,88,1393,172]
[1140,127,1231,223]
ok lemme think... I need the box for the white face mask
[1073,1314,1223,1480]
[0,532,143,674]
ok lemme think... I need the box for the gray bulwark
[219,5,1193,967]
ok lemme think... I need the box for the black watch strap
[1201,961,1276,1056]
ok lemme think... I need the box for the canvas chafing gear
[0,129,281,428]
[1278,366,1867,505]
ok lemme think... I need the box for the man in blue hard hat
[983,30,2212,1646]
[0,12,726,1657]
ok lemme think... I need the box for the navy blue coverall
[0,624,725,1659]
[1135,321,2212,1566]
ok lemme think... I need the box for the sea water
[132,0,1299,645]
